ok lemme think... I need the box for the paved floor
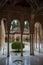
[0,55,43,65]
[30,55,43,65]
[0,42,43,65]
[0,57,6,65]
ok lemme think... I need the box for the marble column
[36,28,37,49]
[21,33,23,56]
[7,31,9,57]
[20,20,24,56]
[0,25,1,50]
[38,27,40,52]
[7,22,10,57]
[30,13,34,55]
[6,23,9,57]
[30,33,34,55]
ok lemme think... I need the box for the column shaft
[21,33,23,56]
[30,33,34,55]
[7,32,9,57]
[36,28,37,48]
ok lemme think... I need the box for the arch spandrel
[34,7,43,28]
[20,21,24,34]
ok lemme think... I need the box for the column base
[7,54,9,57]
[30,52,34,55]
[21,53,23,56]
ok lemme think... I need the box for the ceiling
[0,0,43,9]
[0,0,43,25]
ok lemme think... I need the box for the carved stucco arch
[9,18,22,33]
[9,15,30,33]
[32,7,43,33]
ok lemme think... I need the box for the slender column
[39,27,40,52]
[21,33,23,56]
[7,17,11,57]
[7,31,9,57]
[30,13,34,55]
[7,23,10,57]
[36,28,37,48]
[30,33,34,55]
[0,25,1,50]
[20,19,24,56]
[30,8,35,55]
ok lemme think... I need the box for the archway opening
[9,19,21,56]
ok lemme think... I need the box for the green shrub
[11,41,24,51]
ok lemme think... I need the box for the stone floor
[0,42,43,65]
[30,55,43,65]
[0,55,43,65]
